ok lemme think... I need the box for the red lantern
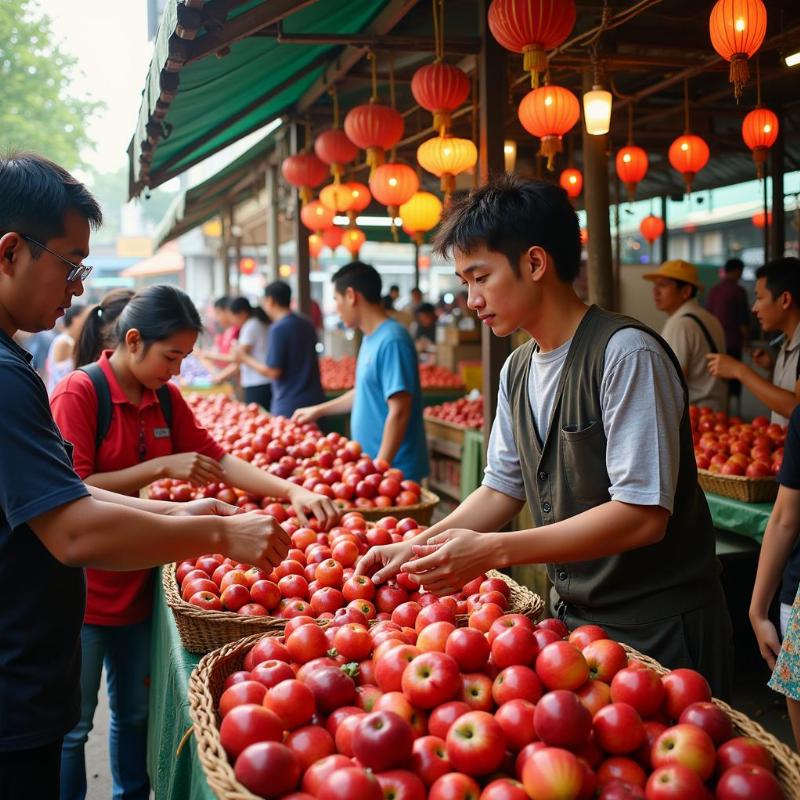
[615,145,649,202]
[342,227,366,258]
[559,168,582,199]
[742,107,778,178]
[344,182,372,213]
[488,0,576,87]
[322,226,343,250]
[640,214,665,244]
[314,129,359,182]
[518,84,580,170]
[369,163,419,218]
[300,200,335,233]
[752,210,772,229]
[344,104,404,174]
[320,183,355,213]
[709,0,767,102]
[668,134,710,194]
[281,153,328,204]
[308,234,324,259]
[239,257,256,276]
[580,227,589,246]
[411,62,471,132]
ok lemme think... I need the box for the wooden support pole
[414,240,420,288]
[266,163,280,282]
[660,195,669,264]
[763,159,770,263]
[770,108,785,261]
[581,70,614,310]
[291,123,311,316]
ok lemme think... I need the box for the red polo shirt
[50,352,226,626]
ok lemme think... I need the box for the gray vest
[507,305,719,624]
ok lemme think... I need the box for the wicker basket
[698,468,778,503]
[463,569,545,624]
[356,487,440,525]
[190,634,800,800]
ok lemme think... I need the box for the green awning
[129,0,390,197]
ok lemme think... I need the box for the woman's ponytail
[73,288,135,367]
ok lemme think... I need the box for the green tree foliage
[0,0,103,168]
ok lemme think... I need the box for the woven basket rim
[697,467,777,485]
[356,487,440,516]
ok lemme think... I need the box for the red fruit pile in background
[148,395,422,510]
[214,606,786,799]
[419,363,464,389]
[425,396,484,430]
[319,357,463,391]
[690,405,785,478]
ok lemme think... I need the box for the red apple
[533,689,592,749]
[401,652,461,709]
[316,767,383,800]
[593,703,645,754]
[219,704,283,759]
[234,741,301,799]
[351,709,414,772]
[582,639,629,683]
[716,736,774,773]
[575,678,612,716]
[284,725,336,771]
[660,669,711,721]
[610,666,665,719]
[492,665,543,706]
[428,700,471,740]
[428,772,481,800]
[446,711,506,776]
[678,701,732,746]
[521,747,584,800]
[535,641,590,691]
[643,764,710,800]
[596,756,647,788]
[375,770,426,800]
[479,778,528,800]
[411,735,452,786]
[651,724,716,781]
[491,626,539,669]
[446,627,491,672]
[715,764,784,800]
[569,624,609,650]
[495,699,537,752]
[459,672,494,712]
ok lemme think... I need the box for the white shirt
[45,332,75,395]
[238,317,270,388]
[771,322,800,426]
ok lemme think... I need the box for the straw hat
[642,259,703,289]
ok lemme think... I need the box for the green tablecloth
[147,572,215,800]
[460,429,485,500]
[704,491,772,544]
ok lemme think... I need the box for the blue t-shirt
[778,406,800,605]
[351,318,429,481]
[266,312,325,418]
[0,330,89,751]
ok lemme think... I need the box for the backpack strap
[683,313,717,354]
[78,363,112,450]
[156,384,173,429]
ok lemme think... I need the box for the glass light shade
[583,86,612,136]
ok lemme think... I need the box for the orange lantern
[344,182,372,214]
[281,153,328,205]
[322,226,343,250]
[369,163,419,219]
[668,134,710,194]
[615,146,649,202]
[488,0,577,87]
[342,227,367,258]
[239,257,256,276]
[308,234,324,259]
[344,103,404,174]
[518,84,580,170]
[559,168,582,199]
[416,135,477,197]
[314,129,359,182]
[411,62,471,133]
[709,0,767,102]
[752,210,772,229]
[319,183,356,213]
[400,191,443,244]
[580,227,589,246]
[742,106,778,178]
[300,200,335,233]
[640,214,665,244]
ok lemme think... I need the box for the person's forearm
[318,388,355,417]
[215,363,240,383]
[487,500,668,569]
[376,406,411,465]
[737,363,796,418]
[85,459,168,495]
[87,484,176,513]
[240,353,280,380]
[220,454,297,500]
[30,495,222,569]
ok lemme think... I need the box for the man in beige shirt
[644,260,728,411]
[707,257,800,426]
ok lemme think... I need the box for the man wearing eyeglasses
[0,153,291,799]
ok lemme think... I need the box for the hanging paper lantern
[239,257,256,276]
[640,214,665,244]
[314,129,359,182]
[559,168,582,199]
[752,210,772,229]
[742,107,779,178]
[709,0,767,102]
[615,145,649,202]
[319,183,356,213]
[300,200,335,233]
[344,182,372,213]
[369,163,419,219]
[308,234,324,259]
[518,84,580,170]
[281,153,328,205]
[488,0,577,87]
[322,226,343,250]
[344,104,404,174]
[342,227,367,258]
[411,62,471,133]
[668,133,710,194]
[416,135,477,197]
[400,191,443,244]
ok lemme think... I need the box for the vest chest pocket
[559,420,611,506]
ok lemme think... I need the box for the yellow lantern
[417,135,477,198]
[400,191,443,244]
[319,183,356,213]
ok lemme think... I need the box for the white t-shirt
[45,332,75,395]
[238,317,270,388]
[484,327,684,513]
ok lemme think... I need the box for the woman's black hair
[116,285,204,353]
[229,295,269,325]
[74,288,135,367]
[62,304,86,329]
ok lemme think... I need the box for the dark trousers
[727,347,743,397]
[244,383,272,412]
[0,738,61,800]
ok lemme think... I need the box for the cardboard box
[436,342,482,373]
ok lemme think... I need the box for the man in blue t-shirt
[293,262,429,482]
[236,280,325,417]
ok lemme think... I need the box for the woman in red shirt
[51,285,338,800]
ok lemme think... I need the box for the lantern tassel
[539,136,563,172]
[433,110,451,135]
[753,147,766,181]
[625,182,637,203]
[683,172,695,195]
[729,56,749,104]
[389,206,399,242]
[523,45,546,88]
[366,146,385,177]
[440,173,455,201]
[300,186,312,205]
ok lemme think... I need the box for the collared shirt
[661,299,728,411]
[772,322,800,426]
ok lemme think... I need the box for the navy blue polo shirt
[778,405,800,606]
[0,330,89,751]
[266,312,325,417]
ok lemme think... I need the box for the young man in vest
[357,175,733,696]
[643,259,728,412]
[707,257,800,427]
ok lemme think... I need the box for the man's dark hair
[213,296,230,310]
[229,295,268,324]
[433,174,581,283]
[672,279,699,300]
[416,302,436,316]
[411,287,422,297]
[332,261,382,304]
[264,280,291,308]
[0,152,102,247]
[389,284,400,294]
[755,257,800,306]
[724,258,744,274]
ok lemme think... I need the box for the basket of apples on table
[187,610,800,800]
[692,406,785,504]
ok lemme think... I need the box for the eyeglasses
[21,234,93,283]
